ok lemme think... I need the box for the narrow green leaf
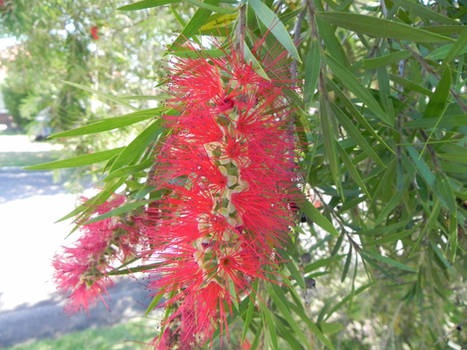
[400,0,459,25]
[49,108,166,139]
[389,74,433,97]
[84,201,148,225]
[261,306,278,350]
[119,0,180,10]
[426,42,467,61]
[298,194,339,237]
[336,143,371,198]
[171,0,221,48]
[341,247,352,282]
[317,12,454,43]
[423,67,451,118]
[110,120,163,172]
[405,114,467,128]
[105,159,153,182]
[267,284,309,346]
[304,40,321,106]
[325,54,393,126]
[241,285,257,342]
[406,146,436,187]
[145,292,165,316]
[248,0,301,62]
[243,41,270,80]
[304,255,344,274]
[360,51,411,70]
[325,283,373,321]
[332,105,385,167]
[171,48,225,58]
[320,322,344,335]
[327,79,395,154]
[365,230,412,246]
[62,81,137,110]
[361,250,416,273]
[319,96,341,191]
[430,242,454,272]
[24,147,124,170]
[444,29,467,64]
[438,152,467,164]
[186,0,235,13]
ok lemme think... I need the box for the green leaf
[426,43,467,61]
[171,48,225,58]
[405,114,467,128]
[248,0,301,62]
[400,0,459,25]
[430,242,454,272]
[327,79,395,154]
[186,0,235,14]
[267,284,310,346]
[62,81,137,110]
[304,40,321,107]
[49,107,166,139]
[438,152,467,164]
[361,250,417,273]
[325,54,393,126]
[423,67,451,119]
[261,305,278,350]
[333,105,385,167]
[104,159,153,182]
[336,143,371,198]
[171,0,221,48]
[298,194,339,237]
[325,283,373,321]
[119,0,180,10]
[365,230,412,246]
[360,50,411,70]
[406,146,435,187]
[304,255,344,273]
[241,283,257,342]
[83,201,148,225]
[389,74,433,97]
[319,96,341,193]
[444,29,467,64]
[320,322,344,335]
[24,147,124,170]
[110,120,163,172]
[317,12,455,43]
[144,292,165,316]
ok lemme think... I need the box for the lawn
[5,318,158,350]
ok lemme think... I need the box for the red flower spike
[147,39,297,348]
[90,26,99,40]
[53,194,144,313]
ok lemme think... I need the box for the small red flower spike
[53,194,143,313]
[147,39,297,348]
[90,26,99,40]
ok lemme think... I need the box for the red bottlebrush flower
[147,40,297,348]
[53,194,142,313]
[90,26,99,40]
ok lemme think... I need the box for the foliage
[5,0,467,349]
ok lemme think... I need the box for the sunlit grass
[5,319,157,350]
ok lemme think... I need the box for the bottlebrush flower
[53,194,143,313]
[147,40,297,348]
[90,26,99,40]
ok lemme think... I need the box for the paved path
[0,136,154,348]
